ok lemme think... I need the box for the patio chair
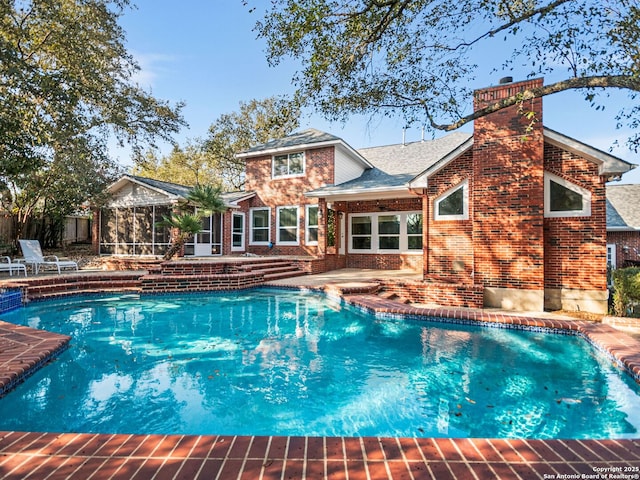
[18,239,78,275]
[0,256,27,276]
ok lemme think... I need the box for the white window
[435,180,469,220]
[273,152,305,178]
[231,212,245,251]
[277,206,299,245]
[306,205,319,245]
[351,216,372,251]
[544,172,591,218]
[250,208,270,245]
[349,212,422,253]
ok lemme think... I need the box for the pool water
[1,289,639,439]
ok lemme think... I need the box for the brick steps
[17,274,144,301]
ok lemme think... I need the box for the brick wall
[426,152,474,283]
[241,146,335,256]
[472,78,545,291]
[608,231,640,268]
[544,143,608,290]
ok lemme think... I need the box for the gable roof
[108,175,254,208]
[306,132,472,200]
[545,128,636,178]
[607,184,640,231]
[235,128,373,169]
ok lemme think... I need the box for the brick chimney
[472,77,545,310]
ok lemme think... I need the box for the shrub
[611,267,640,317]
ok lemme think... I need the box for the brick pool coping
[0,289,640,478]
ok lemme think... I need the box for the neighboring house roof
[606,184,640,231]
[236,128,373,169]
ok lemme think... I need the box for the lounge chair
[18,239,78,274]
[0,256,27,276]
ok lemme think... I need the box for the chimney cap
[499,76,513,84]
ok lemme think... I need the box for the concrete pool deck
[0,269,639,478]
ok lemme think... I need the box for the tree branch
[416,75,640,131]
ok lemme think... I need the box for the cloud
[130,51,176,89]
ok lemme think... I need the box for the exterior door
[192,214,223,256]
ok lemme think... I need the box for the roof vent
[499,76,513,84]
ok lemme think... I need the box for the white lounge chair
[0,256,27,276]
[18,239,78,274]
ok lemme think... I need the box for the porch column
[317,198,327,257]
[421,191,430,279]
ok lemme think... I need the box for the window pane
[307,228,318,243]
[379,236,400,249]
[351,216,371,235]
[279,208,297,227]
[289,152,304,174]
[378,215,400,234]
[550,180,583,211]
[233,215,243,231]
[253,229,269,242]
[438,188,464,216]
[352,237,371,249]
[408,236,423,250]
[253,210,269,227]
[307,206,318,226]
[279,228,297,242]
[273,155,289,176]
[406,213,423,234]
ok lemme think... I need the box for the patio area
[0,268,639,478]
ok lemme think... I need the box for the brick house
[607,184,640,269]
[96,78,636,313]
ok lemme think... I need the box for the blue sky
[117,0,640,184]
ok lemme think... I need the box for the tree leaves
[252,0,640,150]
[0,0,185,242]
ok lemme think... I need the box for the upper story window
[273,152,305,178]
[544,172,591,218]
[434,180,468,220]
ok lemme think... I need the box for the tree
[132,140,220,188]
[162,184,227,260]
[204,96,301,189]
[1,0,185,244]
[253,0,640,150]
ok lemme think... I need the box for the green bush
[611,267,640,317]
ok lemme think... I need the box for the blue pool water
[0,289,639,439]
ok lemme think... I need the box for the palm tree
[161,184,227,260]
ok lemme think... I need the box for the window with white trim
[351,215,372,250]
[349,212,422,253]
[273,152,305,178]
[250,208,270,245]
[277,206,299,245]
[378,215,400,250]
[544,172,591,217]
[435,180,469,220]
[306,205,319,245]
[231,212,245,251]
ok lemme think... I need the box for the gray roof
[358,132,472,175]
[119,175,253,207]
[607,184,640,230]
[238,128,343,155]
[129,175,192,198]
[307,132,472,196]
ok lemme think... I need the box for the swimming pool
[1,288,639,439]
